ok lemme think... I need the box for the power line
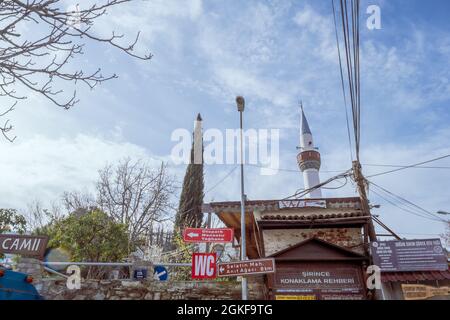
[396,232,446,236]
[205,165,238,194]
[282,169,352,200]
[367,154,450,178]
[246,163,349,174]
[338,0,361,161]
[332,0,353,162]
[369,188,443,223]
[368,180,447,223]
[364,163,450,170]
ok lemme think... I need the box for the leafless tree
[443,220,450,249]
[96,158,175,245]
[0,0,151,141]
[62,190,96,213]
[25,199,62,231]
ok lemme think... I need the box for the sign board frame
[371,239,447,272]
[402,284,450,300]
[0,234,48,259]
[191,253,217,280]
[272,262,367,300]
[153,265,169,281]
[183,228,234,243]
[218,258,276,277]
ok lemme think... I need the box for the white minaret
[297,104,322,198]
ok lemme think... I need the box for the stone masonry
[262,227,364,256]
[15,258,266,300]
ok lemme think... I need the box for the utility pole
[236,96,248,301]
[352,160,383,300]
[352,161,377,241]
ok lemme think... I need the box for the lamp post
[437,211,450,215]
[236,95,248,301]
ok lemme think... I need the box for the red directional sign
[191,253,217,280]
[183,228,234,243]
[218,258,276,277]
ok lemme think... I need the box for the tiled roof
[382,270,450,282]
[261,211,367,221]
[209,197,362,212]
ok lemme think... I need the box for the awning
[382,270,450,283]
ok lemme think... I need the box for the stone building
[209,197,372,300]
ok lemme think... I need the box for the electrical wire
[369,188,443,223]
[205,165,238,194]
[332,0,353,162]
[245,163,349,174]
[282,169,353,200]
[335,0,362,162]
[322,176,348,189]
[366,154,450,178]
[364,164,450,170]
[368,180,447,223]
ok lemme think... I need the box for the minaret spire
[300,102,312,135]
[297,104,322,198]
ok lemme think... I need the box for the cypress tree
[174,113,204,234]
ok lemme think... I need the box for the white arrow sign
[154,270,167,280]
[187,232,200,238]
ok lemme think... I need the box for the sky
[0,0,449,246]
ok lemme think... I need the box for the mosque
[206,107,373,300]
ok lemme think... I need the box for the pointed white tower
[297,104,322,198]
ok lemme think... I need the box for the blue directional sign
[153,266,168,281]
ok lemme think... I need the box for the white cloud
[1,0,448,243]
[0,134,162,210]
[292,4,336,63]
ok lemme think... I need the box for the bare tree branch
[0,0,152,140]
[96,158,175,246]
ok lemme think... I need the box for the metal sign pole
[236,96,248,300]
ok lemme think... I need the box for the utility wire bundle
[333,0,362,162]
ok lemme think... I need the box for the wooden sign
[273,263,367,300]
[0,234,48,259]
[218,258,275,277]
[402,284,450,300]
[191,253,217,280]
[183,228,234,243]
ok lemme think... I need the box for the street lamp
[236,95,248,301]
[437,211,450,215]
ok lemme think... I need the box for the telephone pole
[352,161,383,300]
[352,161,377,242]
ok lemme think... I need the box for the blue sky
[0,0,449,245]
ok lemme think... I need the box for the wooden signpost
[183,228,234,243]
[218,258,276,277]
[0,234,48,259]
[402,284,450,300]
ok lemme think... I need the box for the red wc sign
[191,253,217,280]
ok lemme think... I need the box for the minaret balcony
[297,150,321,171]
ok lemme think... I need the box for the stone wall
[15,258,266,300]
[262,227,364,256]
[15,258,44,280]
[35,278,265,300]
